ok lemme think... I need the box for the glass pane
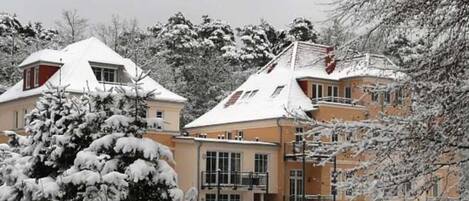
[92,67,102,81]
[312,84,317,99]
[206,194,216,201]
[318,85,323,98]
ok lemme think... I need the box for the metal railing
[289,195,334,201]
[311,96,364,106]
[201,171,268,192]
[284,141,335,162]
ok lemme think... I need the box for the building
[177,41,432,201]
[0,37,186,145]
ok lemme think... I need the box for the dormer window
[92,67,117,83]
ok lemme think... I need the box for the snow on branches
[0,72,183,201]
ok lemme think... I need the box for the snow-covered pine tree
[60,72,182,201]
[197,15,238,60]
[0,13,59,87]
[274,17,319,54]
[153,12,200,70]
[236,24,274,68]
[298,0,469,200]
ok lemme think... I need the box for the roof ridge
[256,42,296,74]
[284,41,299,111]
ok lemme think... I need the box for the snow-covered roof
[174,136,278,146]
[185,41,399,128]
[0,37,186,103]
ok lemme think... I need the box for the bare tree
[93,14,123,51]
[56,9,88,44]
[300,0,469,200]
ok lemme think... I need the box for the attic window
[271,86,285,98]
[92,67,117,83]
[241,91,252,99]
[266,62,277,73]
[249,90,259,98]
[225,91,243,107]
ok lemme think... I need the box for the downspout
[196,141,201,201]
[277,117,286,201]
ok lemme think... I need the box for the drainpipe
[277,118,285,201]
[196,141,201,201]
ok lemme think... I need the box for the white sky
[2,0,335,30]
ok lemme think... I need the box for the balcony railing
[289,194,333,201]
[311,96,364,106]
[201,171,268,192]
[284,141,335,162]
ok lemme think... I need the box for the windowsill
[97,81,130,86]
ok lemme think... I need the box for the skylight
[271,86,285,98]
[225,91,243,107]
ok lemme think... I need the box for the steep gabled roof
[0,37,186,103]
[185,41,400,129]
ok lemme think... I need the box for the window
[345,86,351,99]
[236,130,244,140]
[295,127,304,142]
[23,109,28,126]
[207,194,239,201]
[255,154,268,173]
[271,86,285,98]
[92,67,117,83]
[384,91,391,104]
[249,90,259,98]
[206,194,217,201]
[230,194,240,201]
[290,170,303,201]
[345,172,353,196]
[225,91,243,106]
[371,92,379,102]
[312,84,323,100]
[33,67,39,87]
[25,69,31,89]
[14,111,19,129]
[241,91,252,99]
[156,111,164,119]
[225,131,232,140]
[394,88,403,104]
[205,151,241,185]
[327,86,339,101]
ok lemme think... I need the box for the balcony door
[205,151,241,185]
[289,170,304,201]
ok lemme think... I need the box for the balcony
[311,96,364,107]
[201,171,269,193]
[289,195,333,201]
[284,141,334,163]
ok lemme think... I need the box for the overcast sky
[2,0,334,30]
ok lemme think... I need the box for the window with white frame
[25,68,31,89]
[14,111,19,129]
[155,111,164,130]
[23,109,28,126]
[312,84,323,100]
[205,151,241,185]
[271,85,285,98]
[92,66,118,83]
[206,194,239,201]
[33,67,39,87]
[236,130,244,140]
[255,153,268,173]
[295,127,304,142]
[327,85,338,99]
